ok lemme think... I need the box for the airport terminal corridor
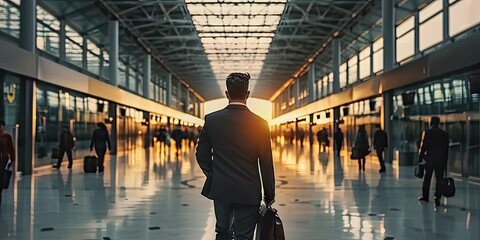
[0,141,478,240]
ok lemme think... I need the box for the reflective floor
[0,140,479,240]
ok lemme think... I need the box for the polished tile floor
[0,140,479,240]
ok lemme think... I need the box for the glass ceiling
[185,0,287,84]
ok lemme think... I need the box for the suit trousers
[422,165,445,201]
[56,147,73,167]
[95,147,107,172]
[214,200,259,240]
[376,149,386,171]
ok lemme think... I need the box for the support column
[178,81,182,110]
[414,11,420,55]
[19,0,36,175]
[382,92,393,163]
[82,36,88,70]
[295,79,300,108]
[19,80,35,175]
[308,63,316,102]
[332,38,341,94]
[143,111,150,148]
[19,0,36,52]
[370,43,374,77]
[186,89,190,114]
[332,37,341,152]
[59,19,67,61]
[108,20,119,86]
[143,55,151,99]
[383,0,395,163]
[166,74,172,107]
[108,102,117,154]
[442,0,450,43]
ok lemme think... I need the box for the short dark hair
[226,72,250,100]
[0,120,5,127]
[430,116,440,126]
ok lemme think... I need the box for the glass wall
[0,71,24,167]
[35,82,110,167]
[339,97,382,155]
[391,74,480,176]
[117,105,147,152]
[36,6,60,57]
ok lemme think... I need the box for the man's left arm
[259,121,275,204]
[196,119,213,176]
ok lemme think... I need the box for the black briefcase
[440,177,455,198]
[414,164,425,178]
[256,207,285,240]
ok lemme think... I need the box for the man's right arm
[259,121,275,204]
[195,118,213,176]
[418,131,428,159]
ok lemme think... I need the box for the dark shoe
[379,169,386,173]
[67,164,72,169]
[434,197,441,207]
[52,165,60,169]
[418,197,429,202]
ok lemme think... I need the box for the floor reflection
[0,139,478,239]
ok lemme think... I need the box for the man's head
[430,116,440,127]
[225,72,250,102]
[376,124,381,129]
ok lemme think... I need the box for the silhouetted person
[0,120,15,205]
[196,72,275,240]
[90,122,111,173]
[171,125,184,154]
[318,127,329,152]
[289,128,295,145]
[354,125,370,172]
[334,128,344,156]
[54,126,74,169]
[418,116,449,207]
[297,127,305,147]
[373,124,388,173]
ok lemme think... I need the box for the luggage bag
[84,155,97,173]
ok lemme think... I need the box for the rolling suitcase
[83,155,97,173]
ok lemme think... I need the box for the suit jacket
[354,131,370,157]
[59,131,74,149]
[196,104,275,205]
[373,129,388,150]
[419,127,449,168]
[90,129,111,150]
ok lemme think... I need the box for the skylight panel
[186,0,286,83]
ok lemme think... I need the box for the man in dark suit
[418,116,449,207]
[373,125,388,173]
[54,126,74,169]
[196,72,275,240]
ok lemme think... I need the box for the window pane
[419,0,442,22]
[449,0,480,36]
[373,37,383,51]
[397,16,414,37]
[359,57,371,79]
[396,31,414,62]
[373,49,383,73]
[420,14,443,51]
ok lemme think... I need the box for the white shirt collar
[229,102,247,106]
